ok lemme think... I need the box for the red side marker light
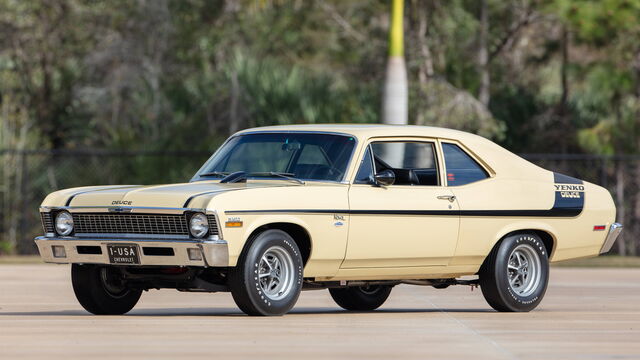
[593,225,606,231]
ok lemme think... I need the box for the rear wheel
[329,285,392,311]
[479,233,549,312]
[71,264,142,315]
[228,229,304,316]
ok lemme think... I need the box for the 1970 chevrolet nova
[35,125,622,316]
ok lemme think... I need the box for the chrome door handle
[437,195,456,202]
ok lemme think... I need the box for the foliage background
[1,0,639,255]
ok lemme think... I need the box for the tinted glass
[194,133,356,182]
[442,143,488,186]
[369,142,439,186]
[354,147,374,184]
[371,142,436,169]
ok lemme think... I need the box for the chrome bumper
[34,236,229,267]
[600,223,623,254]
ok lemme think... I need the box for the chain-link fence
[1,150,637,255]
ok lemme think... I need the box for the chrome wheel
[507,244,542,297]
[258,246,295,301]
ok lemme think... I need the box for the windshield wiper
[216,171,305,184]
[248,172,305,184]
[198,171,230,178]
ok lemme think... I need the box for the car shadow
[0,307,495,317]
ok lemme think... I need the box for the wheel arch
[243,222,312,266]
[490,228,556,261]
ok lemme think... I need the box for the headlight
[189,213,209,238]
[55,211,74,236]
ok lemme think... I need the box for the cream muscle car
[35,125,622,316]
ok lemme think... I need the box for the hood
[66,181,290,208]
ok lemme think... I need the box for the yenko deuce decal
[551,172,584,217]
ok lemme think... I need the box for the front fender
[219,211,346,278]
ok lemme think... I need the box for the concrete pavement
[0,265,639,359]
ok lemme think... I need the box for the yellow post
[389,0,404,57]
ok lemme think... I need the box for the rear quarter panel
[450,175,615,270]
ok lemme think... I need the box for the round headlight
[55,211,74,236]
[189,213,209,238]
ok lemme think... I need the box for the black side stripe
[227,172,585,218]
[553,172,583,184]
[225,208,582,217]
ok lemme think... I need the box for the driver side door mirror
[373,170,395,187]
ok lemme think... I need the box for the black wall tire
[479,232,549,312]
[229,229,304,316]
[71,264,142,315]
[329,285,392,311]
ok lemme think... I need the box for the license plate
[107,244,140,265]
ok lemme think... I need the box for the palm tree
[382,0,407,126]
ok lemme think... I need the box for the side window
[442,143,488,186]
[354,147,374,184]
[369,141,439,186]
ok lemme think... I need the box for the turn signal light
[593,225,606,231]
[187,248,203,261]
[225,221,243,228]
[52,245,66,258]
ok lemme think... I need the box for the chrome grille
[74,213,189,235]
[206,214,219,236]
[40,212,54,233]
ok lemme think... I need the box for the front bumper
[600,223,623,254]
[34,236,229,267]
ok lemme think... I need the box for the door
[342,139,460,268]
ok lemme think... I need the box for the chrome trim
[237,129,358,138]
[600,222,623,254]
[40,206,208,214]
[34,236,229,267]
[74,233,192,240]
[437,195,456,202]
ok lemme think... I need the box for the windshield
[192,132,357,182]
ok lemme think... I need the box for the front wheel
[329,285,392,311]
[228,229,304,316]
[479,233,549,312]
[71,264,142,315]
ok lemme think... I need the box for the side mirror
[373,170,395,187]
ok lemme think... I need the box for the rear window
[442,143,488,186]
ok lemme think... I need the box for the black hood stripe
[65,186,140,206]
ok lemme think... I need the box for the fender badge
[334,221,344,227]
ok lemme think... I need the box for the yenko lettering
[554,185,585,191]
